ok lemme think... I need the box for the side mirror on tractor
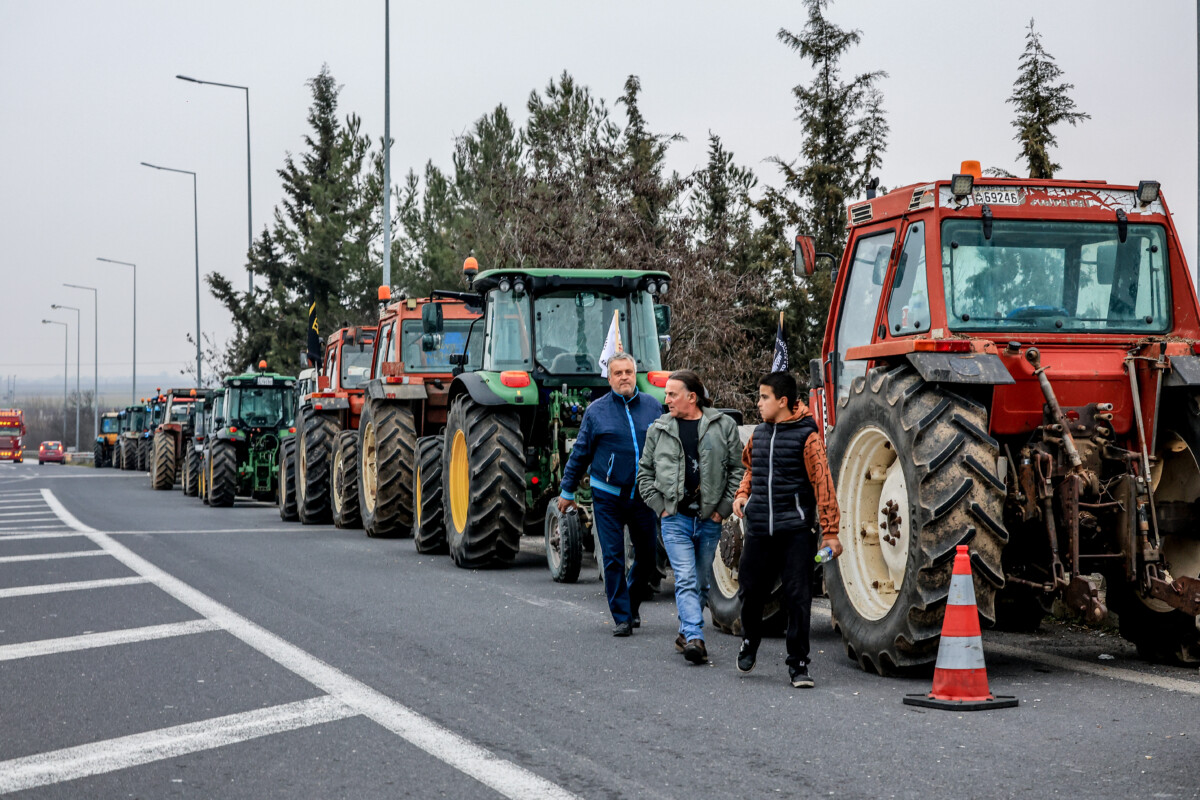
[794,234,837,278]
[654,305,671,336]
[421,302,444,336]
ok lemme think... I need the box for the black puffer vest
[743,416,819,537]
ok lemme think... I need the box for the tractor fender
[363,379,427,402]
[1165,355,1200,386]
[904,352,1015,385]
[449,372,508,406]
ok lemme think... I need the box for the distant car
[38,441,65,465]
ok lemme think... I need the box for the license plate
[256,377,273,386]
[973,188,1024,206]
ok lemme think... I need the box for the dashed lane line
[39,489,581,800]
[0,550,104,564]
[0,619,221,662]
[0,577,148,599]
[0,533,77,541]
[0,695,356,794]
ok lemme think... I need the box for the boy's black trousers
[738,528,818,667]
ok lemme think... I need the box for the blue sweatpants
[592,489,659,626]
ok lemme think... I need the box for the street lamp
[382,0,392,290]
[41,319,68,443]
[97,257,136,404]
[64,283,98,441]
[50,303,81,452]
[141,161,202,388]
[176,73,253,294]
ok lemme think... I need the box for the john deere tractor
[201,363,297,507]
[414,262,672,572]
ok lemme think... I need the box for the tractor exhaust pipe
[1025,348,1082,468]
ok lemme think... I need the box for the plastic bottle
[814,546,835,564]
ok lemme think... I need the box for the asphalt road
[0,461,1197,799]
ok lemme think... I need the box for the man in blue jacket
[558,352,662,636]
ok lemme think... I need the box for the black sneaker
[632,614,641,629]
[737,640,757,673]
[789,664,814,688]
[683,638,708,664]
[612,622,633,637]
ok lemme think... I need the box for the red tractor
[291,325,377,526]
[150,388,212,490]
[793,164,1200,672]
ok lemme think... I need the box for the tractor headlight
[498,278,512,293]
[645,280,658,295]
[950,173,974,200]
[512,279,526,296]
[1137,180,1160,205]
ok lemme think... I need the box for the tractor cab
[202,365,297,504]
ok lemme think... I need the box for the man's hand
[710,512,723,524]
[732,496,747,519]
[661,510,669,519]
[557,497,577,514]
[822,534,843,558]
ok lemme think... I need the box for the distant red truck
[0,409,24,463]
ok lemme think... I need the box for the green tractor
[199,363,297,507]
[415,263,672,573]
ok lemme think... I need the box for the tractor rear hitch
[1025,348,1082,468]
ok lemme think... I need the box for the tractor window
[834,230,895,403]
[629,292,663,372]
[341,344,374,389]
[373,323,394,379]
[168,402,190,422]
[101,417,119,434]
[228,387,293,429]
[400,319,474,371]
[943,220,1171,333]
[886,222,929,335]
[532,291,641,375]
[484,289,533,371]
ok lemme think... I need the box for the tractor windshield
[943,220,1170,333]
[101,417,119,434]
[400,319,474,372]
[340,346,374,389]
[226,387,294,429]
[484,288,661,375]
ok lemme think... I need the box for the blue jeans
[661,514,723,641]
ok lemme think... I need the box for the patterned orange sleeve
[735,437,753,500]
[804,434,841,536]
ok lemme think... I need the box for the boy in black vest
[731,371,842,687]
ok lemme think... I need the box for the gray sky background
[1,0,1196,392]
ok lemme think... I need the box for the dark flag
[306,299,321,367]
[772,311,788,372]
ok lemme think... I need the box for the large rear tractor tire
[278,438,298,521]
[120,440,132,471]
[137,439,149,472]
[359,400,416,538]
[182,443,200,497]
[297,412,339,525]
[413,435,446,553]
[93,441,105,468]
[825,365,1006,675]
[331,430,362,530]
[207,440,238,508]
[443,395,524,569]
[708,515,787,636]
[151,431,176,490]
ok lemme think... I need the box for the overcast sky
[1,0,1196,391]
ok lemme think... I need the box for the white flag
[598,309,622,377]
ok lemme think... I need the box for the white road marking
[40,489,580,800]
[0,504,45,510]
[0,619,221,662]
[0,576,148,599]
[0,511,61,518]
[0,532,80,541]
[105,528,304,535]
[0,550,104,564]
[810,604,1200,696]
[0,695,356,794]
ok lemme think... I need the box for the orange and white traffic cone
[903,545,1018,711]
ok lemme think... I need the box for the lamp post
[64,284,98,441]
[176,74,253,295]
[97,258,136,404]
[141,162,202,388]
[42,319,68,443]
[50,304,81,452]
[382,0,392,290]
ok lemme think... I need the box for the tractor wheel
[136,439,147,472]
[331,430,362,530]
[278,438,298,521]
[207,440,238,508]
[359,400,416,538]
[708,515,787,636]
[413,435,446,553]
[442,394,524,569]
[151,431,176,490]
[825,364,1007,676]
[544,502,582,583]
[198,448,209,504]
[182,444,201,497]
[297,413,339,525]
[93,441,104,468]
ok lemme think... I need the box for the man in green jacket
[637,370,744,664]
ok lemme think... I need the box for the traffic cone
[903,545,1018,711]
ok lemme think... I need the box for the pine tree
[1007,19,1089,179]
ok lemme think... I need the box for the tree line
[205,2,1085,417]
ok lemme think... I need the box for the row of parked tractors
[95,166,1200,672]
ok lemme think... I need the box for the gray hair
[608,352,637,369]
